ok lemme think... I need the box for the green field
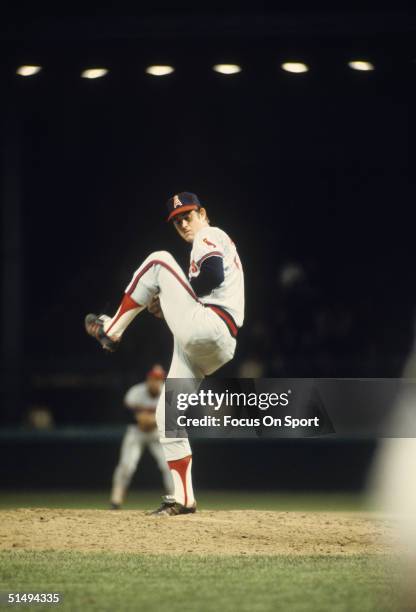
[0,552,400,612]
[0,490,365,511]
[0,491,402,612]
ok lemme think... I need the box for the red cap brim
[167,204,199,222]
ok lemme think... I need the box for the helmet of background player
[146,364,165,396]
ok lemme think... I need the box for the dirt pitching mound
[0,509,397,556]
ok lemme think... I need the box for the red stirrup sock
[167,455,195,507]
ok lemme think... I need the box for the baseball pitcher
[110,365,174,509]
[86,192,244,515]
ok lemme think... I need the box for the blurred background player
[370,329,416,608]
[110,364,173,509]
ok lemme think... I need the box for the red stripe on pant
[168,455,192,507]
[207,305,238,338]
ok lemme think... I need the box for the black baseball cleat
[110,502,121,510]
[85,313,119,352]
[146,496,197,516]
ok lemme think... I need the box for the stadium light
[16,65,42,77]
[213,64,242,75]
[281,62,309,74]
[81,68,108,79]
[145,65,175,76]
[348,60,375,71]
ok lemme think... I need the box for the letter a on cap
[173,195,182,208]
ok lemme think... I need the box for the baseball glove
[136,410,157,433]
[147,295,164,319]
[84,313,119,352]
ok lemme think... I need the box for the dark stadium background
[1,9,415,492]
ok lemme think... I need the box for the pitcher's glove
[147,295,164,319]
[84,313,119,352]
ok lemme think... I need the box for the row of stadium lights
[16,60,376,78]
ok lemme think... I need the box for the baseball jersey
[189,226,244,328]
[124,383,159,423]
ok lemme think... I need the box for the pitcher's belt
[205,304,238,338]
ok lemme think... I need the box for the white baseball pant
[131,251,236,459]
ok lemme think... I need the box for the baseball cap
[166,192,201,222]
[146,364,166,380]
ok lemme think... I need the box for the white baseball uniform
[103,224,244,506]
[111,382,173,504]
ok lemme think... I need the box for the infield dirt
[0,509,398,556]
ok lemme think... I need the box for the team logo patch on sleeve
[203,237,217,248]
